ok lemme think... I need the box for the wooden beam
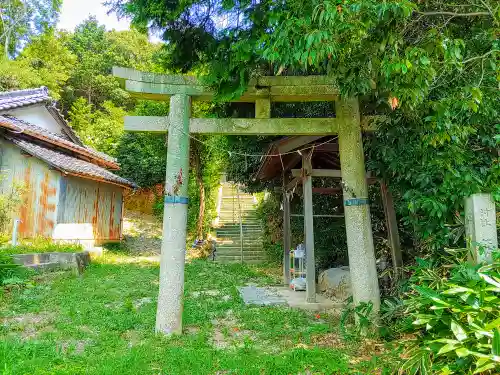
[125,116,167,132]
[285,176,302,191]
[113,66,199,85]
[191,118,343,135]
[284,186,343,196]
[283,175,291,286]
[312,187,342,195]
[302,150,316,303]
[291,169,373,178]
[277,136,326,153]
[380,182,403,276]
[314,143,339,152]
[282,153,302,172]
[292,169,341,178]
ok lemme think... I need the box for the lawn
[0,239,83,255]
[0,253,399,374]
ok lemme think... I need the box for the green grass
[0,238,83,255]
[0,254,400,374]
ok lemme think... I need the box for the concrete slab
[238,286,287,306]
[238,285,344,312]
[277,287,344,312]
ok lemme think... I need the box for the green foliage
[116,100,169,187]
[367,80,500,251]
[0,0,63,57]
[340,299,377,341]
[0,179,24,234]
[0,252,20,285]
[57,17,164,162]
[61,17,160,110]
[68,98,127,156]
[255,192,283,263]
[117,132,167,187]
[188,135,228,238]
[401,250,500,374]
[0,29,75,97]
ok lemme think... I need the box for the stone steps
[214,182,265,264]
[217,256,266,264]
[216,230,263,237]
[217,240,262,246]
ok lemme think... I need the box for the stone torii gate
[113,67,382,335]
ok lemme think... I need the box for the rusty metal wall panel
[57,176,124,241]
[0,140,60,238]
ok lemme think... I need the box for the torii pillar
[336,98,380,313]
[155,94,191,334]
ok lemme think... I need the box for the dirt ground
[122,211,163,254]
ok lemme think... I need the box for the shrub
[401,249,500,374]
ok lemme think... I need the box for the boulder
[318,266,351,300]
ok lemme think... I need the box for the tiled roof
[0,87,51,111]
[11,138,136,188]
[0,116,118,168]
[0,88,117,167]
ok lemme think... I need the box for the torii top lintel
[112,67,339,102]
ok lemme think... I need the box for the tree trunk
[191,142,205,240]
[197,176,205,240]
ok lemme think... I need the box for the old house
[0,87,136,247]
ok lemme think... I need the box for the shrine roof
[255,136,341,181]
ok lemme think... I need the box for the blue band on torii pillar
[344,198,369,206]
[164,196,189,204]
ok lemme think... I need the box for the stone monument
[465,193,498,263]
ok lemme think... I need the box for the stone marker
[465,193,498,263]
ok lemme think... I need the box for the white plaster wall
[8,106,65,136]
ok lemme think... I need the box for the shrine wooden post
[380,181,402,277]
[302,150,316,303]
[282,175,291,286]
